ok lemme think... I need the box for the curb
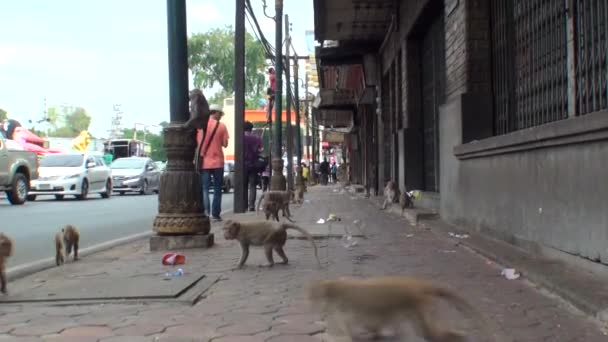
[6,231,153,282]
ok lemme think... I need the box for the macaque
[0,233,14,294]
[222,220,320,269]
[263,201,295,223]
[308,276,483,341]
[256,190,295,220]
[295,183,305,204]
[185,88,211,130]
[55,231,65,266]
[381,180,400,210]
[62,224,80,262]
[399,190,414,214]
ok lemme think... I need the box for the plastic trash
[162,253,186,266]
[164,268,184,279]
[405,234,414,238]
[341,235,358,248]
[448,232,469,239]
[317,218,326,224]
[501,268,520,280]
[327,214,341,222]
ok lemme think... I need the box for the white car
[29,152,113,201]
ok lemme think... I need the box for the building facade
[313,0,608,266]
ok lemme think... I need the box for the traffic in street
[0,192,234,268]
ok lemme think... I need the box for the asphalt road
[0,191,234,268]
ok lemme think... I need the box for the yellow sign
[72,130,91,151]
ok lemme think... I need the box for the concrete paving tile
[267,335,323,342]
[42,336,99,342]
[216,321,271,336]
[60,326,114,338]
[11,321,77,336]
[112,324,166,336]
[272,322,325,335]
[0,336,44,342]
[100,336,152,342]
[162,324,219,339]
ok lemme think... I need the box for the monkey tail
[282,224,321,267]
[256,193,265,216]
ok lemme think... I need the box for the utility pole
[305,74,311,166]
[270,0,286,191]
[152,0,211,248]
[233,0,246,213]
[284,14,294,191]
[294,60,301,164]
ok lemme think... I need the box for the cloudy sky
[0,0,315,137]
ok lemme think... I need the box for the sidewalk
[0,185,606,341]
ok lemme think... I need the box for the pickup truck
[0,136,39,205]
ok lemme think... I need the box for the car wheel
[7,173,28,205]
[26,195,36,201]
[119,192,125,196]
[140,180,149,195]
[101,179,112,199]
[75,179,89,200]
[55,195,64,200]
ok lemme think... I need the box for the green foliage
[45,106,92,138]
[0,108,7,121]
[188,26,268,110]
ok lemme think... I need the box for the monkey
[294,182,306,204]
[256,190,295,220]
[184,88,211,130]
[62,224,80,262]
[263,200,295,223]
[222,219,321,269]
[381,180,400,210]
[0,233,14,294]
[399,190,414,215]
[308,276,486,342]
[55,231,65,266]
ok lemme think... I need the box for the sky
[0,0,316,138]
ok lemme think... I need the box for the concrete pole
[270,0,286,191]
[284,14,294,191]
[233,0,246,213]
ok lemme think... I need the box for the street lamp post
[270,0,286,191]
[150,0,212,250]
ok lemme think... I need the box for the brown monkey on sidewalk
[263,201,295,223]
[308,276,486,341]
[63,224,80,262]
[0,233,14,294]
[57,224,80,264]
[55,230,65,266]
[256,190,295,220]
[222,220,320,269]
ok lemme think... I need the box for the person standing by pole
[243,121,263,211]
[197,104,229,221]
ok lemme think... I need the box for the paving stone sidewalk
[0,185,607,341]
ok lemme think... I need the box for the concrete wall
[440,94,608,265]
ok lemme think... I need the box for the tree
[0,108,7,121]
[65,107,91,133]
[45,106,92,137]
[188,26,267,108]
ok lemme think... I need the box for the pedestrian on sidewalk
[243,121,263,211]
[301,162,309,184]
[197,104,229,222]
[319,158,330,185]
[331,161,338,183]
[261,165,270,192]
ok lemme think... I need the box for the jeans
[245,169,258,209]
[201,168,224,218]
[261,176,270,192]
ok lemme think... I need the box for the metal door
[420,14,446,193]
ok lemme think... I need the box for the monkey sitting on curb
[256,190,295,220]
[56,224,80,266]
[308,276,486,342]
[222,220,321,269]
[0,233,14,294]
[381,180,400,210]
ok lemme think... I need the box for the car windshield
[111,158,146,169]
[40,154,84,167]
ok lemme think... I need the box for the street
[0,192,234,268]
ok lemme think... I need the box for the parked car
[223,161,234,193]
[29,152,112,201]
[0,136,39,204]
[154,161,166,172]
[111,157,160,195]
